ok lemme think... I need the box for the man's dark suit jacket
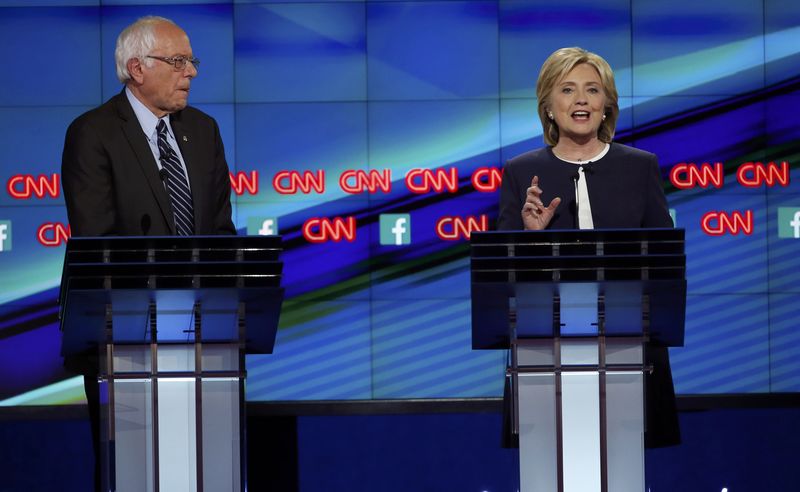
[62,90,235,237]
[497,142,681,448]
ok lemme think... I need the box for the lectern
[471,229,685,492]
[59,235,283,492]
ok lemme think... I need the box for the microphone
[140,214,151,235]
[580,162,594,175]
[571,171,580,229]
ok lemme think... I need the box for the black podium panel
[470,229,686,349]
[59,235,283,356]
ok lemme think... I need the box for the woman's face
[547,63,607,145]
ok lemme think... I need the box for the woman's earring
[548,111,554,119]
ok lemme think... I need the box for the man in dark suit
[61,16,235,490]
[62,15,235,237]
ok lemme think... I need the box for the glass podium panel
[518,373,558,491]
[202,378,242,491]
[111,379,155,492]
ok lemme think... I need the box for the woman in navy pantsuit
[498,47,680,448]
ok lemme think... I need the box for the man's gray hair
[115,16,176,84]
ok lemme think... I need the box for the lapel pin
[182,135,188,142]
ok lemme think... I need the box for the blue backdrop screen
[0,0,798,405]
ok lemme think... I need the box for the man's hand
[521,176,561,230]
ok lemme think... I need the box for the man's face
[134,23,197,117]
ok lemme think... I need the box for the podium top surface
[59,236,284,355]
[61,235,282,287]
[470,228,684,246]
[470,228,685,283]
[59,235,283,312]
[64,234,281,254]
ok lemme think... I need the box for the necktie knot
[157,119,170,139]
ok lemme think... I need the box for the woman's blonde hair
[536,47,619,146]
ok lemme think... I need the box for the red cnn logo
[302,217,357,243]
[7,173,60,199]
[37,222,71,246]
[736,162,790,188]
[436,215,489,240]
[273,170,325,195]
[406,168,458,193]
[340,169,392,194]
[669,163,723,189]
[701,211,753,236]
[471,167,503,192]
[229,171,259,196]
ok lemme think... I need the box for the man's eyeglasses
[146,55,200,71]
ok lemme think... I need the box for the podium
[59,235,283,492]
[470,229,685,492]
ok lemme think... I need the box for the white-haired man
[62,15,235,237]
[61,16,236,490]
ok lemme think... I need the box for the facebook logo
[0,220,10,252]
[380,214,411,246]
[247,217,279,236]
[777,208,800,239]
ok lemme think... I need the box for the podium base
[516,341,645,492]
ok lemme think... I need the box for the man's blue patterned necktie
[156,119,194,235]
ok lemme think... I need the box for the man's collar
[124,86,173,139]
